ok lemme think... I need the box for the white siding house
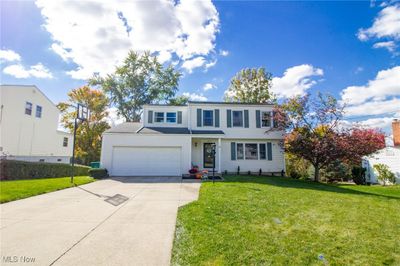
[101,102,285,176]
[362,120,400,184]
[0,85,72,163]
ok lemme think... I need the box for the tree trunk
[314,165,320,182]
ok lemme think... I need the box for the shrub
[286,153,310,180]
[88,168,108,179]
[0,159,90,180]
[373,163,396,186]
[352,166,366,185]
[321,160,351,183]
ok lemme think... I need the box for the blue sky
[1,0,399,132]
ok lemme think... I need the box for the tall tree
[224,67,275,103]
[89,51,181,122]
[274,93,385,182]
[274,93,346,182]
[168,95,189,105]
[58,86,110,165]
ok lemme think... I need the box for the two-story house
[101,101,285,176]
[0,85,72,163]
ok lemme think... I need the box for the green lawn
[0,176,94,203]
[172,176,400,266]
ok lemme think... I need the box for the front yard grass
[0,176,94,203]
[172,175,400,265]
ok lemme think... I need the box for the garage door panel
[111,147,181,176]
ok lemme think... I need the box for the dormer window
[155,112,164,123]
[203,110,214,126]
[166,112,176,123]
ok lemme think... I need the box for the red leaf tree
[273,93,385,182]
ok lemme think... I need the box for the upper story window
[63,137,68,147]
[261,111,271,127]
[166,112,176,123]
[232,110,243,127]
[25,102,32,115]
[154,112,164,123]
[36,105,42,118]
[203,110,214,126]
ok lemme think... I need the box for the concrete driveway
[0,177,201,266]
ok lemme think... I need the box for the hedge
[0,160,90,180]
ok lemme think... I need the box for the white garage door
[111,146,181,176]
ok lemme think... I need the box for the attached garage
[100,123,192,177]
[111,146,181,176]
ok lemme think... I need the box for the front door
[203,143,215,168]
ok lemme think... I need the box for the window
[232,111,243,127]
[36,105,42,118]
[237,143,244,159]
[261,111,271,127]
[63,137,68,147]
[245,144,258,160]
[57,159,62,162]
[39,159,45,162]
[203,110,214,126]
[25,102,32,115]
[155,112,164,123]
[259,143,266,159]
[166,112,176,123]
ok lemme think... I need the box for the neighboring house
[0,85,72,163]
[362,119,400,184]
[101,101,285,176]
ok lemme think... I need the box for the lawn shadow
[222,176,400,200]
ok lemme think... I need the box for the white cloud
[205,59,217,70]
[219,50,229,56]
[341,66,400,105]
[344,98,400,117]
[372,40,397,52]
[105,107,125,127]
[203,83,216,91]
[0,49,21,62]
[35,0,220,79]
[181,56,205,73]
[271,64,324,98]
[3,63,53,79]
[355,66,364,74]
[357,4,400,41]
[182,92,207,101]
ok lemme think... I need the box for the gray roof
[191,130,224,134]
[104,122,142,133]
[105,123,225,135]
[137,127,191,134]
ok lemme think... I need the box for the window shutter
[197,108,202,127]
[256,110,261,128]
[215,109,220,127]
[267,142,272,161]
[177,111,182,124]
[244,110,249,128]
[231,142,236,160]
[227,109,232,128]
[148,110,153,123]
